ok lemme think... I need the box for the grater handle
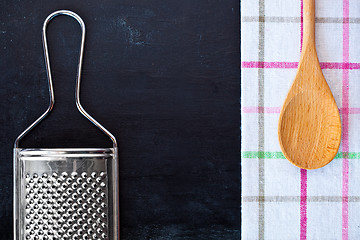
[14,10,117,148]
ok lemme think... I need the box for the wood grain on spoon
[278,0,341,170]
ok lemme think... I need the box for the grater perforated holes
[23,171,108,239]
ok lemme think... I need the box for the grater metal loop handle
[15,10,117,148]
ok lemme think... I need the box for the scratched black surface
[0,0,240,239]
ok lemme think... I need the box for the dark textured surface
[0,0,240,239]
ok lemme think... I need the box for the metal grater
[13,10,120,240]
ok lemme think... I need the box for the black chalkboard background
[0,0,240,239]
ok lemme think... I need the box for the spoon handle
[303,0,315,49]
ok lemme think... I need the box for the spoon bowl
[279,90,341,169]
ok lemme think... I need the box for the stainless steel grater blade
[14,10,120,240]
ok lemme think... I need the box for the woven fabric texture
[241,0,360,239]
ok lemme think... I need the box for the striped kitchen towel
[241,0,360,239]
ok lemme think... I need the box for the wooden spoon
[278,0,341,170]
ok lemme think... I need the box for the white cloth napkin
[241,0,360,239]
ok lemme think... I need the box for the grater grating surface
[15,148,117,240]
[23,172,108,240]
